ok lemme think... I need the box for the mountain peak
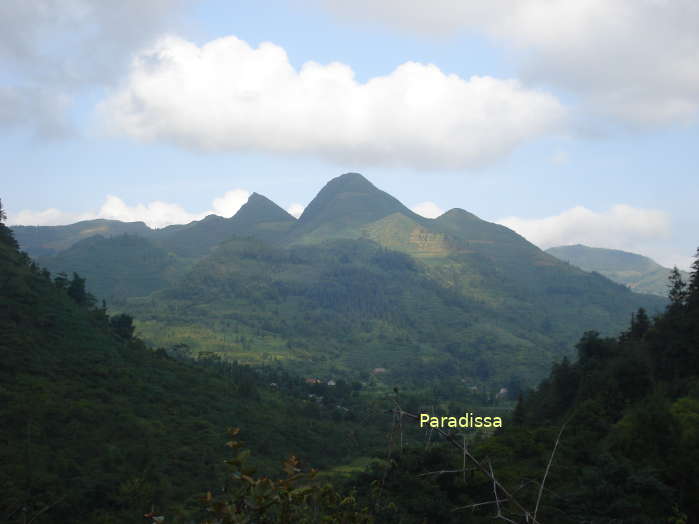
[290,173,418,242]
[233,193,296,226]
[326,172,375,189]
[439,208,482,222]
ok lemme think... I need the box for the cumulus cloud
[287,203,306,218]
[9,207,97,227]
[411,201,444,218]
[314,0,699,126]
[99,35,566,169]
[497,204,671,252]
[8,188,252,229]
[212,189,252,217]
[0,0,188,136]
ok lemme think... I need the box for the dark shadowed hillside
[0,222,386,523]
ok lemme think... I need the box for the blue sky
[1,1,697,269]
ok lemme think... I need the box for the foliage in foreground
[200,428,373,524]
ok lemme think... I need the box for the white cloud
[314,1,699,126]
[10,207,96,227]
[212,189,252,217]
[411,201,444,218]
[99,34,566,169]
[497,204,671,252]
[287,203,305,218]
[8,188,252,229]
[97,195,206,228]
[0,0,188,136]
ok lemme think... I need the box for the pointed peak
[324,172,376,192]
[439,208,482,221]
[233,192,295,223]
[247,192,269,203]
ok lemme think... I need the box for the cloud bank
[100,35,566,170]
[316,0,699,126]
[9,189,252,229]
[496,204,695,270]
[498,204,670,251]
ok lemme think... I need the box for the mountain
[547,244,689,296]
[120,174,664,389]
[26,193,298,301]
[37,234,188,301]
[152,193,296,257]
[11,174,666,391]
[289,172,424,244]
[11,218,151,258]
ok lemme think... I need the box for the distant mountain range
[547,244,689,297]
[11,173,665,388]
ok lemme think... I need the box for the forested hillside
[16,174,665,394]
[0,221,389,523]
[360,258,699,523]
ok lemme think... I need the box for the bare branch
[393,401,540,524]
[452,499,509,511]
[533,417,570,521]
[416,468,475,478]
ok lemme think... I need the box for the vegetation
[14,174,665,394]
[0,222,389,523]
[353,247,699,522]
[4,176,688,523]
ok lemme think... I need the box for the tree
[0,198,6,223]
[200,428,372,523]
[668,266,687,311]
[110,313,135,340]
[67,273,94,307]
[686,247,699,309]
[629,308,650,339]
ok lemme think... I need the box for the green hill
[29,193,298,301]
[288,172,425,244]
[152,193,296,257]
[547,244,690,296]
[366,255,699,522]
[120,175,664,390]
[11,174,666,392]
[37,234,189,302]
[11,218,151,257]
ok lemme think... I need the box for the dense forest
[351,256,699,523]
[0,218,391,522]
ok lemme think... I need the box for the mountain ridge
[547,244,689,296]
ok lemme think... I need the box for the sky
[1,0,697,270]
